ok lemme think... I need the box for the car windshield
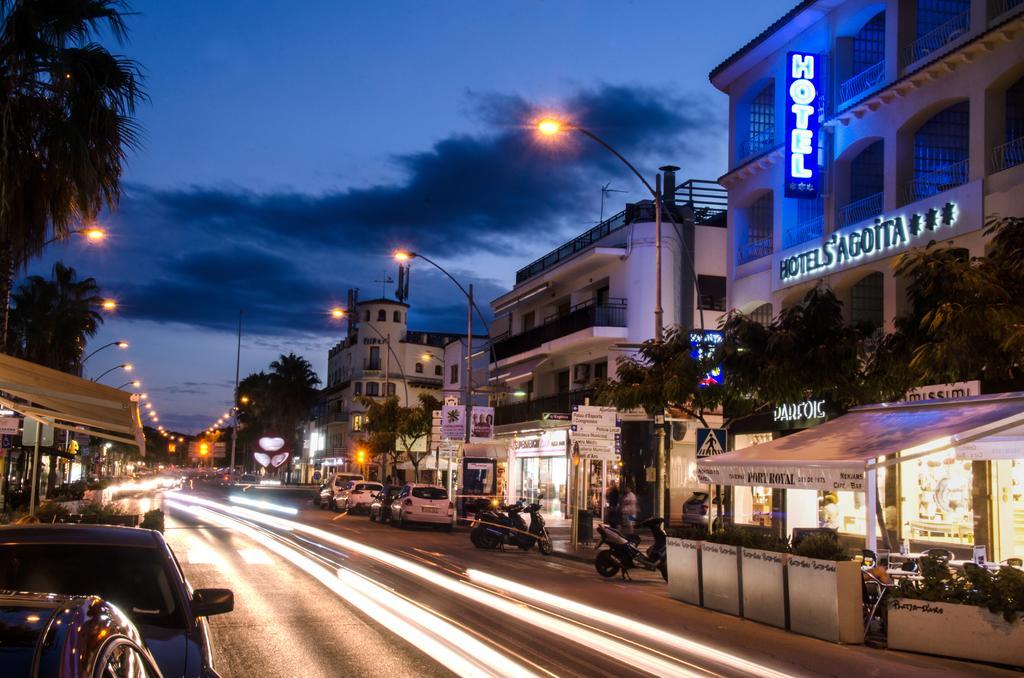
[412,487,447,500]
[0,603,52,675]
[0,544,185,629]
[354,483,379,491]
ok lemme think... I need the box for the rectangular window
[386,382,396,396]
[449,364,459,385]
[354,382,362,396]
[366,382,380,397]
[596,286,610,306]
[900,449,974,546]
[696,275,727,311]
[522,311,535,332]
[556,370,570,393]
[352,414,364,432]
[593,360,608,381]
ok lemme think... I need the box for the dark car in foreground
[0,525,234,678]
[0,591,163,677]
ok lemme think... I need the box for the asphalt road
[160,484,1017,678]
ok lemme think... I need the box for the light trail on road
[166,491,792,677]
[167,498,538,678]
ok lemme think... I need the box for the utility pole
[230,310,242,474]
[654,174,666,520]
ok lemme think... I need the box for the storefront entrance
[517,455,566,517]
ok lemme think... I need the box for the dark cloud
[92,83,718,337]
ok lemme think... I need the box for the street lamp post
[392,251,490,505]
[116,380,141,390]
[535,119,709,521]
[80,340,128,365]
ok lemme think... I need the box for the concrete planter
[889,599,1024,667]
[700,542,741,616]
[666,538,702,606]
[740,547,787,629]
[786,556,861,644]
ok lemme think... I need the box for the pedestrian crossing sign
[696,428,727,457]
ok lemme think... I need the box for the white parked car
[390,484,453,530]
[343,482,383,514]
[318,472,364,510]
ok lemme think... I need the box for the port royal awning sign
[779,201,957,284]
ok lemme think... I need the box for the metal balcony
[783,216,824,249]
[989,0,1024,25]
[736,236,773,265]
[991,136,1024,173]
[901,10,971,69]
[494,388,596,426]
[363,358,382,371]
[515,210,627,284]
[903,159,968,205]
[836,192,884,229]
[491,299,627,362]
[838,60,885,110]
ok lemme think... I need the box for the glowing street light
[91,363,132,383]
[536,118,564,136]
[330,307,346,319]
[80,340,128,364]
[83,227,107,242]
[101,299,117,311]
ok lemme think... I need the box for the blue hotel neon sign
[784,52,820,199]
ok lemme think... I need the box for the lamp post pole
[230,310,242,475]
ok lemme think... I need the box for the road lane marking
[187,546,225,565]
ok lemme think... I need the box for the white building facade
[712,0,1024,556]
[488,173,729,520]
[311,298,455,480]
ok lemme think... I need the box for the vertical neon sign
[784,51,820,199]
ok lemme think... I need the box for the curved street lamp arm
[91,364,126,383]
[81,341,119,365]
[410,252,491,335]
[573,126,658,200]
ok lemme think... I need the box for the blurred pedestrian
[605,481,620,528]
[620,484,638,535]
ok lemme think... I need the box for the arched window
[910,101,969,202]
[749,303,773,325]
[996,76,1024,172]
[393,310,402,322]
[377,309,386,321]
[839,140,884,227]
[415,362,424,373]
[434,365,442,376]
[850,272,884,329]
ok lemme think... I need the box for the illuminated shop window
[901,449,974,545]
[992,458,1024,561]
[735,486,773,527]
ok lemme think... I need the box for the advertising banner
[441,405,465,440]
[470,406,494,442]
[0,416,20,435]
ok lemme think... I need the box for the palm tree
[267,353,321,465]
[0,0,144,348]
[8,261,103,372]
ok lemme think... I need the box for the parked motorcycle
[470,499,553,555]
[594,517,667,580]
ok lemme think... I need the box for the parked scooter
[594,517,667,580]
[470,499,554,555]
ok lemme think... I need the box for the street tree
[0,0,145,346]
[400,393,442,482]
[357,395,401,478]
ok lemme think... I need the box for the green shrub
[666,525,710,541]
[705,525,790,553]
[140,508,165,532]
[897,556,1024,622]
[792,532,848,561]
[81,502,125,517]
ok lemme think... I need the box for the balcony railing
[989,0,1024,25]
[903,159,969,204]
[736,236,773,265]
[991,136,1024,173]
[363,358,382,371]
[515,209,627,284]
[836,192,884,229]
[901,10,971,69]
[491,299,627,362]
[738,128,776,162]
[838,60,885,109]
[783,217,823,250]
[495,388,595,426]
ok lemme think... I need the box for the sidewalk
[548,524,599,563]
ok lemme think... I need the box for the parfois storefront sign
[697,462,865,492]
[779,201,957,284]
[773,399,829,430]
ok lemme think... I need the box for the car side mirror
[192,588,234,617]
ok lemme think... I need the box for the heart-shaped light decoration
[254,452,271,468]
[269,452,289,468]
[259,437,285,452]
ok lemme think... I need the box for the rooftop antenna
[600,183,627,223]
[374,271,393,299]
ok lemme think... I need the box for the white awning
[0,353,145,450]
[490,355,548,385]
[697,392,1024,491]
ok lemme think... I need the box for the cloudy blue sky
[33,0,792,433]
